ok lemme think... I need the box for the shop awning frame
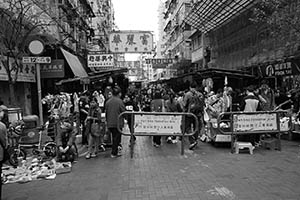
[196,67,255,78]
[184,0,255,33]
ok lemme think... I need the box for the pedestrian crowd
[1,80,300,165]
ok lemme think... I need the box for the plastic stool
[234,142,254,154]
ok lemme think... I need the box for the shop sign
[233,113,277,132]
[145,58,173,69]
[109,31,153,53]
[40,59,64,78]
[262,59,300,77]
[87,54,114,68]
[0,56,35,82]
[134,114,182,135]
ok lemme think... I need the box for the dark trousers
[185,115,202,144]
[109,128,122,156]
[153,136,161,145]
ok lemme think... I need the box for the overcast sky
[111,0,160,41]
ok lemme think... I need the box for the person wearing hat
[0,106,7,198]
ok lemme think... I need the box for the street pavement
[3,135,300,200]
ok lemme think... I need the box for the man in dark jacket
[105,86,126,158]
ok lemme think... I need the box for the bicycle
[8,123,57,167]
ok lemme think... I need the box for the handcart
[206,114,232,145]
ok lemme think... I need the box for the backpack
[188,92,204,115]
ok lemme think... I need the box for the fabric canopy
[60,48,88,78]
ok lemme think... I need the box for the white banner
[134,114,182,134]
[233,113,277,132]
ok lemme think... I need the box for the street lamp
[27,39,46,126]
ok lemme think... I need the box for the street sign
[22,57,51,64]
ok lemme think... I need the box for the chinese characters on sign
[109,31,153,53]
[145,58,173,69]
[233,113,277,132]
[40,59,64,78]
[134,115,182,135]
[87,54,114,68]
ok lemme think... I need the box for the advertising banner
[109,31,153,53]
[40,59,64,78]
[134,114,182,134]
[233,113,277,132]
[87,54,114,68]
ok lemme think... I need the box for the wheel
[43,142,57,158]
[8,148,26,167]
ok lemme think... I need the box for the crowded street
[1,0,300,199]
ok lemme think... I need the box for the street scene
[1,0,300,200]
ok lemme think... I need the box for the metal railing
[118,111,199,158]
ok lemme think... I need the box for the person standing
[150,90,165,147]
[0,106,7,198]
[85,98,104,159]
[183,82,205,150]
[79,93,89,145]
[165,92,182,143]
[105,86,125,158]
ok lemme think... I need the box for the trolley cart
[207,117,232,145]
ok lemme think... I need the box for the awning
[196,68,254,78]
[184,0,255,33]
[60,48,88,78]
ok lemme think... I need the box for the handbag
[90,122,100,137]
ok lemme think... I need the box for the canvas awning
[60,48,88,78]
[184,0,255,33]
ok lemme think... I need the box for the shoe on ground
[166,136,172,144]
[111,154,122,158]
[85,153,91,159]
[153,143,160,148]
[189,141,198,150]
[172,139,177,144]
[100,144,106,152]
[91,153,97,158]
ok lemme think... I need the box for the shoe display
[189,141,198,150]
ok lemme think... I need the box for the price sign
[22,57,51,64]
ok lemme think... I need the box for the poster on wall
[109,31,153,53]
[233,113,277,132]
